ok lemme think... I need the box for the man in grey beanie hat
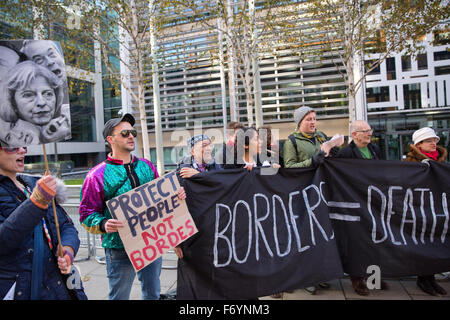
[294,106,314,127]
[282,105,333,294]
[283,106,330,170]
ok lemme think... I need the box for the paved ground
[74,247,450,300]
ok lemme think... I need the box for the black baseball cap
[102,113,136,140]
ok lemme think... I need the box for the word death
[367,186,449,245]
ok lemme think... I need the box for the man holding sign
[79,113,186,300]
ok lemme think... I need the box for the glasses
[113,129,137,138]
[0,146,28,154]
[356,129,373,134]
[422,138,438,144]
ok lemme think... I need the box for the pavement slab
[73,247,450,300]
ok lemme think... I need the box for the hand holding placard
[106,171,198,271]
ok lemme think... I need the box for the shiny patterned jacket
[79,154,158,249]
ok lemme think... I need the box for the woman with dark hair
[223,127,261,170]
[223,126,282,171]
[0,61,70,145]
[258,125,283,168]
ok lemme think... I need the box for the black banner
[177,159,450,299]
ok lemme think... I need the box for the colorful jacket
[79,154,158,249]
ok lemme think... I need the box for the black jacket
[337,141,382,160]
[176,155,222,185]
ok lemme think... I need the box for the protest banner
[106,171,198,271]
[0,39,72,257]
[177,159,450,299]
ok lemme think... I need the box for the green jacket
[283,131,328,168]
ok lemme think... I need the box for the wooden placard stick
[42,144,63,257]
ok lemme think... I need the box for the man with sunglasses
[79,113,185,300]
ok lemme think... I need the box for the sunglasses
[0,146,28,154]
[114,129,137,138]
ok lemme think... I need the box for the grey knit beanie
[294,106,314,126]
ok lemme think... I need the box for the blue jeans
[104,248,162,300]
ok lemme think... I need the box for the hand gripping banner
[177,159,450,299]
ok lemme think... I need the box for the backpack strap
[288,134,299,158]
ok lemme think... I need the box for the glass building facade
[365,28,450,161]
[1,1,449,168]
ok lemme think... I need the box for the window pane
[366,86,390,103]
[403,83,421,109]
[417,53,427,70]
[386,57,396,80]
[433,51,450,61]
[365,60,380,75]
[435,66,450,76]
[68,78,96,142]
[401,56,411,71]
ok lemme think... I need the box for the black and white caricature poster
[0,40,71,147]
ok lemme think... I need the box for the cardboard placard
[106,171,197,271]
[0,40,71,146]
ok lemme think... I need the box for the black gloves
[329,146,340,157]
[311,150,326,166]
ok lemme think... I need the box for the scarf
[419,147,439,161]
[191,157,206,172]
[299,130,327,144]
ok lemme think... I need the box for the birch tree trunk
[149,0,165,175]
[130,0,151,160]
[249,0,263,128]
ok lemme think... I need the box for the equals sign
[327,201,361,222]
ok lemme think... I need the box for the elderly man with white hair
[337,120,389,296]
[337,120,382,160]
